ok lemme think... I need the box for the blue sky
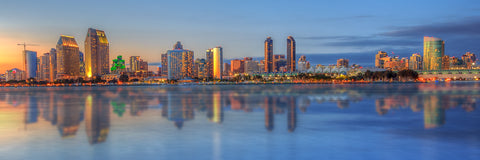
[1,0,480,69]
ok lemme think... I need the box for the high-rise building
[287,36,296,72]
[423,36,444,70]
[244,60,259,74]
[182,51,194,78]
[195,58,206,79]
[139,59,148,71]
[336,59,349,68]
[224,63,230,76]
[375,51,388,68]
[24,50,37,79]
[79,51,85,77]
[129,56,140,72]
[39,53,50,81]
[56,35,80,79]
[273,54,286,72]
[231,59,244,74]
[441,55,450,70]
[85,28,109,78]
[49,48,57,81]
[161,53,168,76]
[212,46,223,80]
[206,49,214,78]
[167,41,194,80]
[264,37,273,73]
[409,53,423,70]
[462,52,476,69]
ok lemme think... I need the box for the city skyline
[1,0,480,73]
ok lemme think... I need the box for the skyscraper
[195,58,206,79]
[231,59,244,74]
[56,35,80,79]
[24,50,37,79]
[79,51,85,77]
[264,37,273,73]
[206,49,214,78]
[409,53,423,70]
[287,36,296,72]
[167,41,194,80]
[49,48,57,81]
[129,56,140,72]
[161,53,168,76]
[39,53,50,81]
[212,46,223,80]
[423,36,444,70]
[223,63,230,76]
[85,28,109,78]
[462,52,476,69]
[375,51,388,68]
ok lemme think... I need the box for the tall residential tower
[287,36,296,72]
[85,28,109,78]
[56,35,80,79]
[212,46,223,80]
[264,37,273,73]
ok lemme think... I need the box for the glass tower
[423,36,444,70]
[24,50,37,79]
[212,46,223,80]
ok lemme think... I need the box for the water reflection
[1,83,478,145]
[85,93,110,144]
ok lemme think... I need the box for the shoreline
[0,80,437,88]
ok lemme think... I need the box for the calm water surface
[0,83,479,160]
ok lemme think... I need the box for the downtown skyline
[1,0,480,72]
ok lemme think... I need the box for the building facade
[49,48,57,81]
[336,58,349,68]
[206,49,214,78]
[56,35,80,79]
[423,36,444,70]
[287,36,296,72]
[129,56,140,72]
[231,59,244,74]
[212,46,223,79]
[161,53,168,76]
[409,53,423,70]
[167,42,194,80]
[25,50,37,79]
[264,37,273,73]
[85,28,109,78]
[375,51,388,68]
[38,53,50,81]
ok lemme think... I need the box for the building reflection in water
[167,93,194,129]
[57,94,83,138]
[287,96,297,132]
[207,92,223,124]
[264,97,274,131]
[25,95,39,124]
[5,84,480,142]
[85,94,110,145]
[423,96,445,129]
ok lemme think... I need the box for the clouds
[381,17,480,37]
[298,17,480,56]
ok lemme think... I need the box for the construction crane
[17,42,39,71]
